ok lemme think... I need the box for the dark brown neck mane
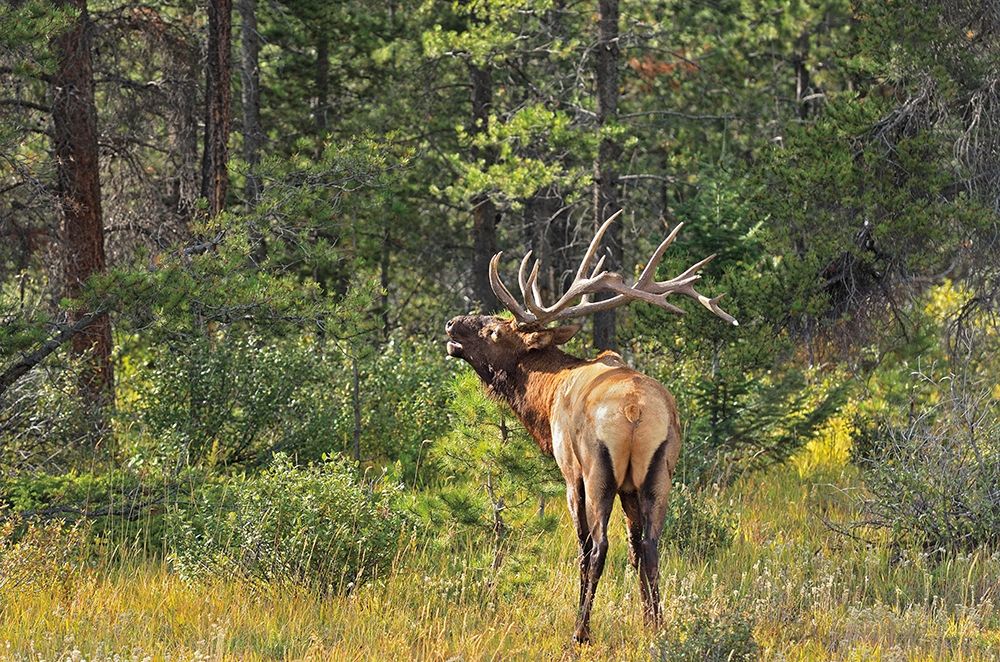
[487,347,585,455]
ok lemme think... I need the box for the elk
[445,210,737,643]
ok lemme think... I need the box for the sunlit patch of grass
[1,467,999,660]
[792,409,855,478]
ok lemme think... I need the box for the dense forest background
[0,0,998,659]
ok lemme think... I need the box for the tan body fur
[550,355,680,492]
[446,316,680,642]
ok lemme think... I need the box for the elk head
[445,315,579,387]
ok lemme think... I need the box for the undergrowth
[1,466,999,661]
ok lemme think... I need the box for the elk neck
[486,346,585,456]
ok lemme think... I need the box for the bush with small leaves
[652,609,760,662]
[167,454,409,591]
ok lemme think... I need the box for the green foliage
[677,367,849,488]
[167,454,409,591]
[637,168,850,487]
[0,0,74,77]
[0,469,141,514]
[653,607,760,662]
[127,334,340,467]
[413,372,561,590]
[331,339,459,473]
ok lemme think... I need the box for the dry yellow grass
[2,466,999,661]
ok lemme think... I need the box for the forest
[0,0,998,659]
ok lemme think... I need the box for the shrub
[854,377,1000,552]
[653,608,760,662]
[130,335,341,467]
[167,454,409,590]
[125,333,456,473]
[661,485,735,556]
[0,517,89,599]
[0,363,104,472]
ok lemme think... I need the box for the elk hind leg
[574,445,617,644]
[637,441,674,627]
[618,488,643,571]
[566,477,591,615]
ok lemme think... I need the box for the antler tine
[636,222,684,287]
[517,251,534,303]
[524,258,547,317]
[656,253,717,289]
[489,252,535,323]
[589,254,607,279]
[675,285,739,326]
[575,209,624,281]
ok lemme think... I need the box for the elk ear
[524,324,581,350]
[549,324,581,345]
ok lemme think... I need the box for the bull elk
[445,210,737,643]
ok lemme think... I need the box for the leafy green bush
[128,334,341,467]
[167,454,409,590]
[661,485,735,556]
[653,608,760,662]
[122,332,455,473]
[330,339,458,473]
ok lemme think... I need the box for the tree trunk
[201,0,232,217]
[380,222,392,340]
[592,0,621,350]
[238,0,262,205]
[314,33,329,141]
[52,0,113,406]
[793,32,811,121]
[352,358,362,463]
[469,63,499,311]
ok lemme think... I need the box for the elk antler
[488,209,739,327]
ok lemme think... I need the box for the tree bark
[380,222,392,340]
[351,358,361,463]
[592,0,621,350]
[238,0,262,205]
[314,33,330,141]
[201,0,233,217]
[469,63,499,311]
[793,32,812,120]
[51,0,113,405]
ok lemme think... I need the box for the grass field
[3,460,999,662]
